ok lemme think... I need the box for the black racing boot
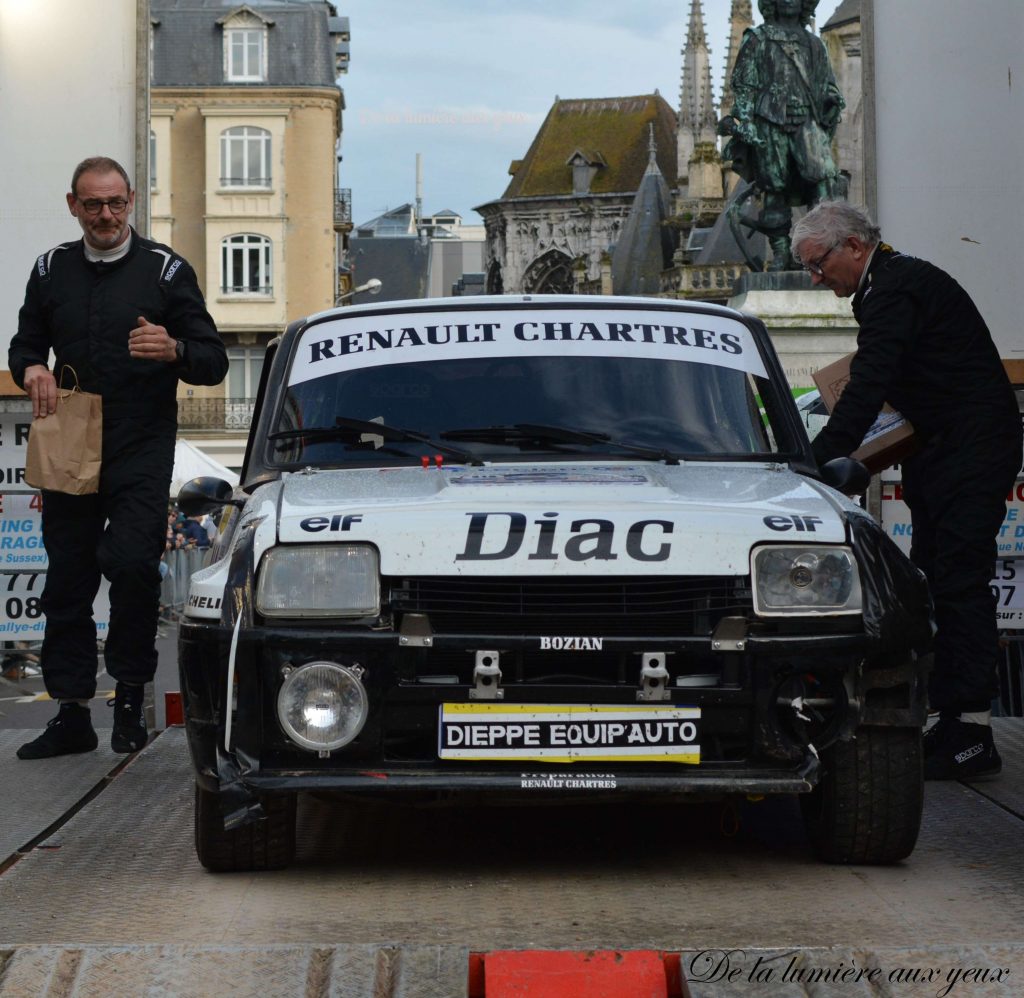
[923,715,1002,780]
[110,682,148,753]
[17,703,99,759]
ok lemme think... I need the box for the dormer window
[219,7,273,83]
[566,149,606,195]
[228,28,263,80]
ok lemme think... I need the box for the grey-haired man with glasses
[792,200,1022,780]
[9,156,228,760]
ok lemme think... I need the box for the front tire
[194,783,297,872]
[801,726,923,864]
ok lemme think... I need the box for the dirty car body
[178,295,932,870]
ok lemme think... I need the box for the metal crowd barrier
[160,547,210,620]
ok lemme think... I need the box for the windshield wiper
[441,423,681,465]
[271,416,482,465]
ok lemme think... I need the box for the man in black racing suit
[9,156,228,759]
[791,200,1022,780]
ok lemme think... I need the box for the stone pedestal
[728,271,857,391]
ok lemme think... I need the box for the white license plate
[438,703,700,763]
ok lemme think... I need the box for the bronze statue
[719,0,845,271]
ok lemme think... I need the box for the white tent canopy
[171,439,239,497]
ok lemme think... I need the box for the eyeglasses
[76,196,130,216]
[803,244,837,276]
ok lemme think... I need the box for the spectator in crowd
[177,516,211,549]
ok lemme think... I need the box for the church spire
[720,0,754,123]
[678,0,718,179]
[679,0,720,160]
[685,0,707,48]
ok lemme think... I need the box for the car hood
[273,462,851,576]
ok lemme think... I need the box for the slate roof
[822,0,861,31]
[355,204,417,238]
[693,182,767,267]
[500,94,678,200]
[151,0,340,87]
[348,236,430,303]
[610,145,676,296]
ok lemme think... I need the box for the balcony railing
[178,397,256,432]
[220,285,273,296]
[660,263,747,300]
[220,177,271,187]
[334,187,352,227]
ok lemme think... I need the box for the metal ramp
[0,724,1022,996]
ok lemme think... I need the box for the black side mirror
[177,476,237,517]
[819,457,871,496]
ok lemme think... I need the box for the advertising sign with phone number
[0,572,111,639]
[0,405,111,636]
[881,477,1024,627]
[992,559,1024,626]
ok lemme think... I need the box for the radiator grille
[388,576,751,637]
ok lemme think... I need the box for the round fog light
[277,661,368,752]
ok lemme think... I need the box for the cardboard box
[812,352,917,474]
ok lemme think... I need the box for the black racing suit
[812,245,1022,714]
[9,230,229,701]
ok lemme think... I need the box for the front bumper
[179,617,926,816]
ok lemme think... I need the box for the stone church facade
[474,95,677,294]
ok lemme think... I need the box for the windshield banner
[289,307,768,386]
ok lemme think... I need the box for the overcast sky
[337,0,843,226]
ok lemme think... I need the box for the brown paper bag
[24,367,103,495]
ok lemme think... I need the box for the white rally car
[178,295,932,871]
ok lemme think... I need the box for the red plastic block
[164,690,184,726]
[469,950,673,998]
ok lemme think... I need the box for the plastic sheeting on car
[846,511,934,661]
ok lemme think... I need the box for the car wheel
[800,725,923,864]
[194,783,297,872]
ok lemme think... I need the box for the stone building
[150,0,350,468]
[822,0,864,209]
[475,94,677,295]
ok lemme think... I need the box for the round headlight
[790,558,815,588]
[276,661,368,752]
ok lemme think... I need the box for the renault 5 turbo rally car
[177,294,932,872]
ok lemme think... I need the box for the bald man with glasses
[9,156,228,760]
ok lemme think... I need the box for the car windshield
[269,307,793,468]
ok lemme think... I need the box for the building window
[220,126,271,187]
[227,346,265,398]
[221,234,272,295]
[150,131,157,190]
[226,27,265,82]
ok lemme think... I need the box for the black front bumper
[178,618,925,816]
